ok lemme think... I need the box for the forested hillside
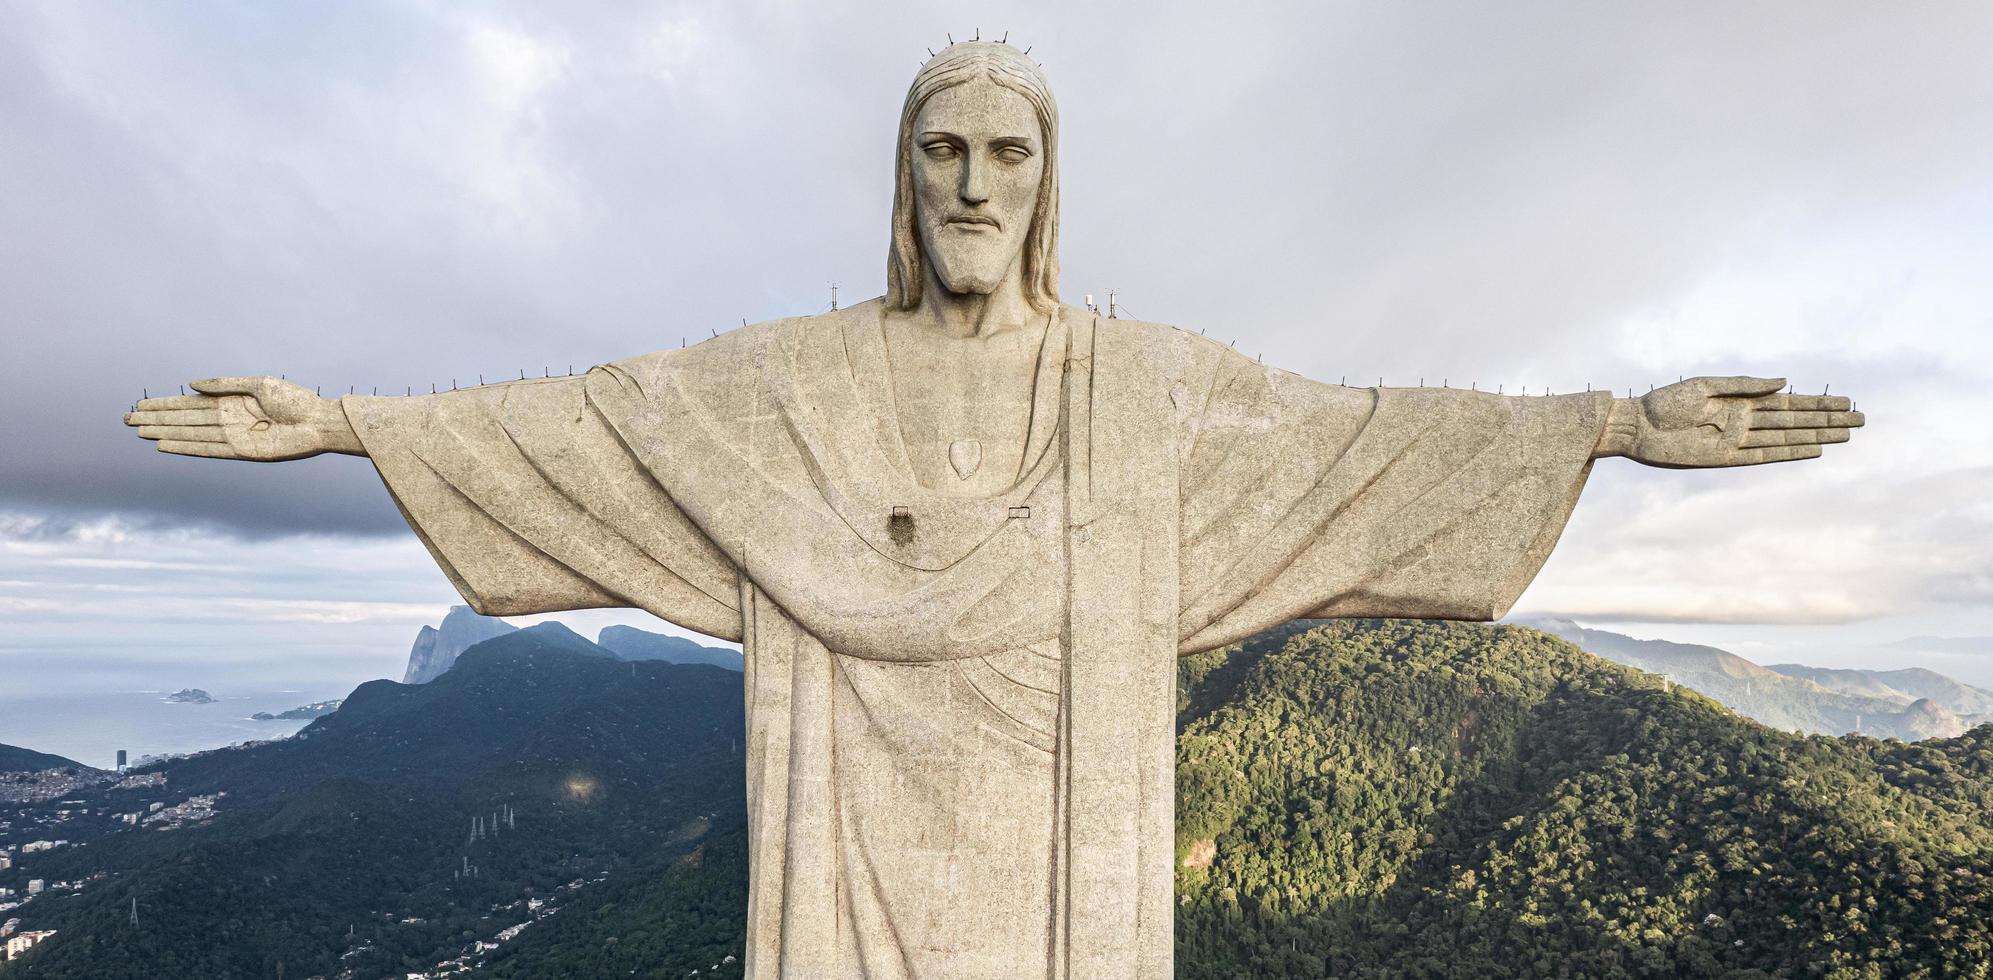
[0,630,747,979]
[1174,620,1993,979]
[4,620,1991,979]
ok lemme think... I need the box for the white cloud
[637,15,707,85]
[467,20,569,114]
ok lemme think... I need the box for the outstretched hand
[124,376,362,461]
[1601,376,1864,468]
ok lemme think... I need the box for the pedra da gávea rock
[125,40,1864,980]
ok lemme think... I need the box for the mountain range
[597,625,743,670]
[1521,617,1993,741]
[400,606,741,684]
[2,619,1989,978]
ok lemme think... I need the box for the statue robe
[343,300,1609,980]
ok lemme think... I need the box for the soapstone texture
[125,39,1864,980]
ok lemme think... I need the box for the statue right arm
[126,376,365,461]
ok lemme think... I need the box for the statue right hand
[125,376,361,461]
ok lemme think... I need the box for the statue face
[910,79,1045,297]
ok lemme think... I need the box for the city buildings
[4,929,57,961]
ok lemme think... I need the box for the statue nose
[959,157,990,205]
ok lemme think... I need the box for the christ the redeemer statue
[125,41,1861,980]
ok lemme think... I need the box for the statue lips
[946,213,1000,232]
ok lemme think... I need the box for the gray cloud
[2,1,1991,635]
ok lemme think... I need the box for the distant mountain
[598,625,743,671]
[509,620,618,659]
[1767,663,1993,720]
[1521,617,1971,740]
[400,608,739,686]
[401,604,519,683]
[10,620,1992,979]
[0,743,89,774]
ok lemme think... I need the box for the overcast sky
[3,1,1991,700]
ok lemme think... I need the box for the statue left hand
[1601,376,1864,468]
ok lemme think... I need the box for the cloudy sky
[3,0,1991,705]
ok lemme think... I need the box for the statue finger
[1753,393,1853,413]
[157,439,242,459]
[1732,444,1824,465]
[1748,410,1864,430]
[125,408,220,427]
[1741,428,1851,449]
[189,376,272,398]
[135,394,215,411]
[137,425,227,443]
[1700,376,1786,397]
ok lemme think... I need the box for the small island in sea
[162,688,216,704]
[250,699,342,721]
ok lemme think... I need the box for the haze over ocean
[0,687,332,770]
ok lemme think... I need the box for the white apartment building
[4,929,56,961]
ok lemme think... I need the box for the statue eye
[996,146,1032,164]
[922,142,959,160]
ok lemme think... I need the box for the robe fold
[344,300,1609,979]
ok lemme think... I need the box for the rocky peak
[401,606,518,684]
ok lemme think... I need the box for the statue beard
[919,228,1026,297]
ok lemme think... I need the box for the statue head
[886,41,1060,314]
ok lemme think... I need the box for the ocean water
[0,687,353,769]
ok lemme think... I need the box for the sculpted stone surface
[123,40,1864,980]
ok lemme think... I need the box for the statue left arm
[1175,361,1861,655]
[1592,376,1863,467]
[1176,349,1614,651]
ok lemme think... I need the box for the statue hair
[886,42,1060,314]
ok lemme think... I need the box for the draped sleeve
[1176,345,1610,653]
[340,373,743,641]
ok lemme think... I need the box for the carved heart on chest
[949,439,983,480]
